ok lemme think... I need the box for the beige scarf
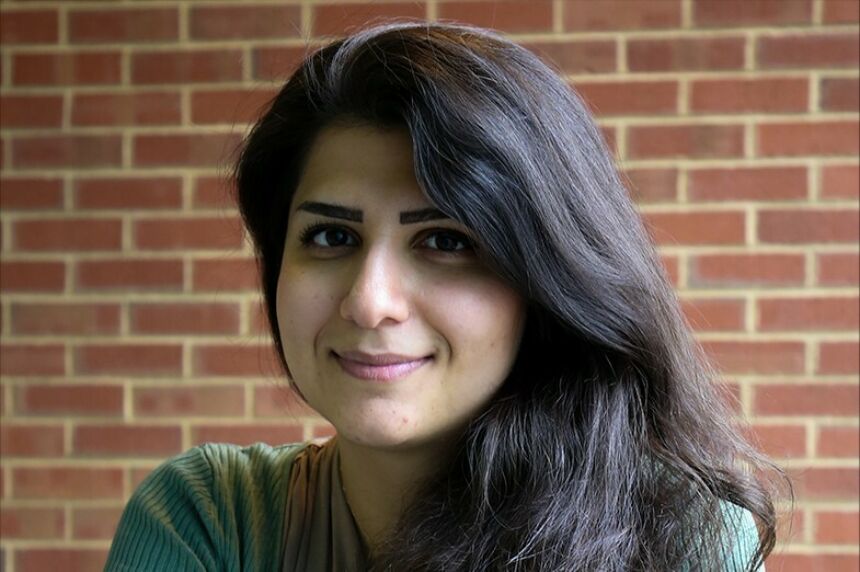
[281,436,368,572]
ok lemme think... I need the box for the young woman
[105,21,785,571]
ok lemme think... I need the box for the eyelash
[297,223,475,255]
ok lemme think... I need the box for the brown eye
[420,230,474,253]
[299,224,358,248]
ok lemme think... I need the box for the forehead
[292,123,428,209]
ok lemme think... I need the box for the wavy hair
[234,20,787,571]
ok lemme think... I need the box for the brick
[821,164,859,200]
[690,254,806,287]
[0,508,64,540]
[72,92,181,126]
[680,297,745,332]
[253,46,310,80]
[522,40,617,74]
[563,0,680,30]
[12,135,123,169]
[254,385,316,417]
[821,77,859,112]
[0,424,64,457]
[189,4,301,40]
[818,253,860,286]
[575,80,677,116]
[312,3,427,37]
[694,0,812,26]
[749,423,807,458]
[130,302,240,335]
[622,168,678,203]
[193,176,237,209]
[134,217,244,250]
[661,255,680,286]
[73,424,182,457]
[758,297,858,332]
[437,1,551,33]
[74,177,183,210]
[627,37,745,72]
[690,77,808,114]
[191,423,303,447]
[191,88,277,125]
[824,0,860,23]
[0,95,63,128]
[12,303,121,336]
[192,344,282,377]
[758,120,859,157]
[74,344,182,376]
[0,178,64,209]
[133,385,245,417]
[758,209,859,244]
[13,52,121,86]
[815,511,860,544]
[14,219,122,251]
[642,211,746,245]
[12,467,123,500]
[0,10,58,44]
[818,341,860,374]
[0,261,65,292]
[758,33,859,69]
[192,257,258,292]
[0,344,65,376]
[688,166,807,202]
[69,8,178,43]
[753,384,859,416]
[702,341,805,374]
[16,549,108,571]
[766,554,860,571]
[794,467,859,500]
[818,426,860,458]
[76,259,183,291]
[627,124,744,159]
[15,384,123,417]
[72,507,124,540]
[133,133,243,167]
[131,50,243,84]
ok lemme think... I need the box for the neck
[336,436,456,555]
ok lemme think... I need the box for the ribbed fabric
[104,440,764,571]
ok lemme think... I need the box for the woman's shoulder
[104,439,326,572]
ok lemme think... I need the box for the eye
[419,230,474,254]
[298,224,358,249]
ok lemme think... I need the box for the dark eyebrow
[296,201,450,224]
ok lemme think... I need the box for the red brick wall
[1,1,858,570]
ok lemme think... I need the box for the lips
[332,350,433,382]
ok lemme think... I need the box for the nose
[339,245,410,329]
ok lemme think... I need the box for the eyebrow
[296,201,450,224]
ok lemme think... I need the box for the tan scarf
[281,436,368,572]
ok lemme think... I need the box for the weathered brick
[192,257,259,292]
[14,219,122,251]
[0,178,64,209]
[68,8,178,43]
[523,40,617,74]
[74,344,182,376]
[702,341,806,374]
[189,4,301,40]
[133,385,245,417]
[0,344,65,376]
[758,32,859,69]
[628,124,745,159]
[694,0,812,26]
[76,259,184,291]
[191,423,303,447]
[0,10,59,45]
[437,1,552,33]
[622,168,678,203]
[643,211,746,245]
[688,166,807,202]
[0,261,65,292]
[131,50,243,84]
[758,209,859,244]
[13,135,123,169]
[0,424,64,457]
[12,467,123,500]
[757,297,859,332]
[0,95,63,128]
[13,52,121,86]
[74,177,183,210]
[12,303,121,336]
[690,254,806,287]
[73,424,182,457]
[817,253,860,286]
[818,341,860,374]
[821,164,859,200]
[758,121,859,157]
[192,344,282,377]
[134,217,244,250]
[563,0,681,30]
[0,507,64,540]
[754,384,859,416]
[576,80,677,116]
[133,133,243,167]
[628,37,745,72]
[313,2,427,37]
[130,302,240,335]
[680,297,746,332]
[690,77,808,114]
[72,92,181,126]
[15,384,124,417]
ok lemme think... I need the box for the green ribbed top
[104,441,764,571]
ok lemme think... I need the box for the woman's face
[276,123,526,451]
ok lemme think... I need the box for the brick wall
[0,1,857,570]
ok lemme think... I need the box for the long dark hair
[234,20,786,571]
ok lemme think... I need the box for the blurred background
[0,0,857,570]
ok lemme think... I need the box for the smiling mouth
[332,351,433,382]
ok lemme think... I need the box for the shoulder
[105,441,314,572]
[719,501,765,572]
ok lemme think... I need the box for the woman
[105,21,785,571]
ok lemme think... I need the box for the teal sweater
[104,441,764,571]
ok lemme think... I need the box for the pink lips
[333,351,432,382]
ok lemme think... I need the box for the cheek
[276,267,335,354]
[429,276,526,363]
